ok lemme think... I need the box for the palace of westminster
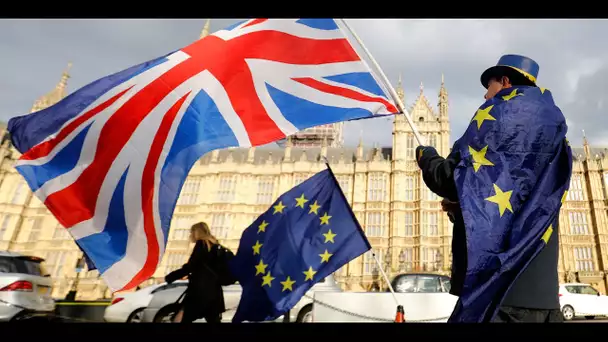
[1,22,608,300]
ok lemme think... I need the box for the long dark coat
[165,240,226,319]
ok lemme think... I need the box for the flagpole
[338,19,426,146]
[370,249,401,305]
[322,158,402,311]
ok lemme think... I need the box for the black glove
[415,145,438,168]
[165,272,177,284]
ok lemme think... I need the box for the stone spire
[31,62,72,113]
[247,146,256,163]
[356,131,364,161]
[320,136,328,160]
[419,81,424,95]
[583,129,591,159]
[200,19,211,39]
[438,73,449,119]
[396,73,405,104]
[284,136,293,161]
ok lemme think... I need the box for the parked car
[312,272,456,322]
[103,281,186,322]
[141,273,342,323]
[0,251,55,321]
[559,283,608,321]
[390,272,452,293]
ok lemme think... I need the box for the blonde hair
[190,222,218,250]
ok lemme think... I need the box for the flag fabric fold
[229,167,371,323]
[5,18,396,292]
[448,86,573,322]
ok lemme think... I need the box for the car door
[578,285,603,316]
[221,284,242,322]
[564,285,586,314]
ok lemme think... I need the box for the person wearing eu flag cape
[415,54,573,323]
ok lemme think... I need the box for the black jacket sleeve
[165,240,210,284]
[415,146,461,202]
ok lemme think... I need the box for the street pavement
[567,317,608,323]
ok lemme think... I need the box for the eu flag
[448,86,573,322]
[229,167,371,323]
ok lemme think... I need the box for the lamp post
[65,256,85,301]
[384,250,392,272]
[435,251,443,272]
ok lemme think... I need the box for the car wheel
[127,308,145,323]
[562,305,575,321]
[154,305,179,323]
[296,305,313,323]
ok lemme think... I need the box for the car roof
[0,251,24,258]
[393,272,449,277]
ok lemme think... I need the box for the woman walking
[165,222,226,323]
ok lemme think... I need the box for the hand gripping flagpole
[338,19,426,147]
[323,157,405,322]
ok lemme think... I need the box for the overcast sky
[1,19,606,149]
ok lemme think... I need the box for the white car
[141,274,342,323]
[559,283,608,321]
[103,281,187,322]
[0,252,55,322]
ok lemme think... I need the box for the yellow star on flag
[485,183,514,217]
[502,89,522,101]
[319,250,333,263]
[258,220,269,233]
[541,225,554,244]
[323,229,337,243]
[252,240,263,255]
[280,276,296,292]
[540,87,548,94]
[262,272,275,287]
[468,145,495,172]
[319,212,332,225]
[295,194,308,208]
[255,259,268,276]
[273,201,286,214]
[472,105,495,130]
[561,190,568,204]
[303,266,317,281]
[309,201,320,215]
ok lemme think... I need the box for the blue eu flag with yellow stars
[229,167,371,323]
[448,86,573,322]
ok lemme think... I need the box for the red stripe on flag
[243,18,268,28]
[120,92,191,292]
[44,55,210,228]
[292,77,398,113]
[20,87,134,161]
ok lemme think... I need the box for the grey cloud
[0,19,605,149]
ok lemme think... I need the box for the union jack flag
[7,18,399,292]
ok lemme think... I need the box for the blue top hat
[480,54,539,89]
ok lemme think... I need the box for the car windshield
[0,256,45,276]
[417,275,440,293]
[394,276,416,293]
